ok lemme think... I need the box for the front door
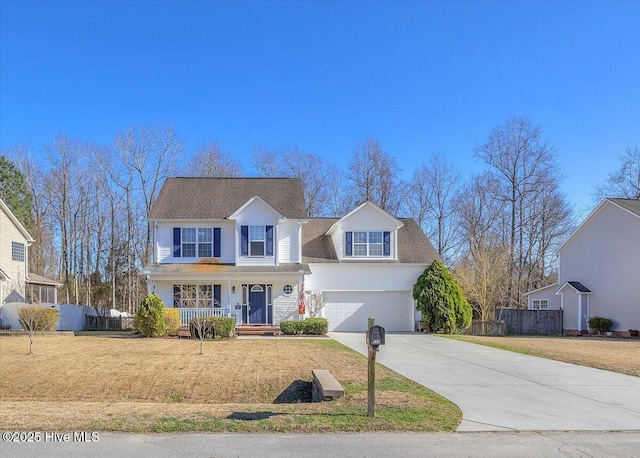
[249,285,266,324]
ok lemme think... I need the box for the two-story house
[142,177,439,332]
[0,198,60,305]
[524,198,640,335]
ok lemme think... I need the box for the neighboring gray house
[525,198,640,335]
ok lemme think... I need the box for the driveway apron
[329,332,640,432]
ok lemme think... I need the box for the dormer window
[345,231,391,257]
[249,225,265,256]
[241,225,274,257]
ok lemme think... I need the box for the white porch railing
[178,308,230,327]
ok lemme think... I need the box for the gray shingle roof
[301,217,439,265]
[609,198,640,217]
[150,178,307,220]
[566,281,591,293]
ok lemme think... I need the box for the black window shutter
[241,225,248,256]
[173,228,181,257]
[266,225,274,256]
[383,231,391,256]
[345,231,352,256]
[214,284,222,307]
[213,228,221,257]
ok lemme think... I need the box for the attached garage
[322,291,414,332]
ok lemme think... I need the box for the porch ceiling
[142,263,310,276]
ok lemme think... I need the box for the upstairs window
[241,225,274,257]
[198,228,213,257]
[182,228,196,257]
[12,242,25,262]
[249,225,265,256]
[345,231,389,257]
[173,227,220,258]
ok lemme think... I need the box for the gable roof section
[149,178,307,220]
[0,198,35,243]
[228,195,284,219]
[523,283,559,296]
[557,198,640,253]
[302,217,439,264]
[556,281,592,295]
[325,201,403,235]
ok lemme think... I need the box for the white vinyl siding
[322,291,413,332]
[558,201,640,331]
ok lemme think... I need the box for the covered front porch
[142,263,309,328]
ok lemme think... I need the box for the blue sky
[1,1,639,214]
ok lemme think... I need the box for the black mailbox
[367,325,385,347]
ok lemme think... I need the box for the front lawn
[447,335,640,377]
[0,336,461,432]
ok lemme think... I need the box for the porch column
[227,280,232,317]
[578,293,583,332]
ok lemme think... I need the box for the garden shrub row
[280,318,328,335]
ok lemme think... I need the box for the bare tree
[455,240,510,321]
[473,117,571,307]
[253,145,337,217]
[348,137,406,215]
[18,305,59,355]
[594,145,640,200]
[114,125,184,267]
[187,141,242,177]
[409,153,462,265]
[304,290,326,318]
[190,316,214,355]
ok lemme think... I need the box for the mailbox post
[366,317,385,417]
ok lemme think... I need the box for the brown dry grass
[0,335,461,432]
[450,336,640,377]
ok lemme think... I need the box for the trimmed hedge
[303,318,329,335]
[280,320,304,335]
[18,306,59,331]
[588,316,614,335]
[163,308,181,336]
[189,317,235,339]
[280,318,328,335]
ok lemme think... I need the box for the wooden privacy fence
[465,320,506,336]
[496,308,563,335]
[85,315,134,331]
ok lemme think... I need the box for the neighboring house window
[533,299,548,310]
[345,231,390,257]
[173,284,222,308]
[241,225,274,257]
[173,227,221,258]
[12,242,25,262]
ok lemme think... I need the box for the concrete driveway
[330,332,640,432]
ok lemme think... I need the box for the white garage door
[322,291,414,332]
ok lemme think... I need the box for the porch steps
[236,325,281,337]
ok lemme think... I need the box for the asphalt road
[330,332,640,432]
[2,431,639,458]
